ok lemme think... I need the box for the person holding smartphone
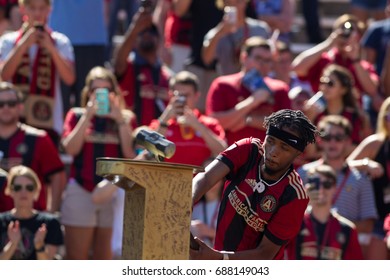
[206,36,291,146]
[60,66,136,260]
[202,0,270,76]
[285,164,363,260]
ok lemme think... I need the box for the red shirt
[215,138,309,259]
[62,108,135,192]
[302,48,379,97]
[206,72,291,145]
[285,212,363,260]
[119,60,171,126]
[0,124,64,211]
[150,109,225,166]
[164,0,192,47]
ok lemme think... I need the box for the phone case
[95,88,110,115]
[242,69,271,93]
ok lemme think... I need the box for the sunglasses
[0,100,19,108]
[307,177,334,190]
[321,133,346,142]
[320,77,335,87]
[11,184,35,192]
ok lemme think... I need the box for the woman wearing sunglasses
[0,165,63,260]
[304,64,372,156]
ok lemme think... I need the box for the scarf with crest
[12,24,55,98]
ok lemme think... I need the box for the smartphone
[224,6,237,24]
[307,91,326,113]
[242,69,271,94]
[341,21,353,38]
[95,88,110,115]
[34,23,44,31]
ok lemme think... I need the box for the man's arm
[192,159,229,205]
[39,30,75,86]
[113,9,153,77]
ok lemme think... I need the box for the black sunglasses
[320,77,335,87]
[308,177,334,190]
[0,100,19,108]
[11,184,35,192]
[321,133,346,142]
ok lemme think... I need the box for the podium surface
[96,158,202,260]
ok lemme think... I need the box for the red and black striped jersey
[214,137,309,259]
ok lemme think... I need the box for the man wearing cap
[190,109,319,259]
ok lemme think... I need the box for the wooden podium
[96,158,202,260]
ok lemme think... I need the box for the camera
[34,23,44,31]
[224,6,237,24]
[341,21,353,39]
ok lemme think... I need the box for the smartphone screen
[95,88,110,115]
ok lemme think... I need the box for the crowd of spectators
[0,0,390,260]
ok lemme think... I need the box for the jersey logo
[260,195,277,212]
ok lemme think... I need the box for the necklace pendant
[254,181,266,193]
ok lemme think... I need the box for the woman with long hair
[347,96,390,260]
[60,66,136,259]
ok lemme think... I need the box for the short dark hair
[169,71,199,92]
[307,164,337,185]
[263,109,319,148]
[317,115,352,137]
[242,36,271,56]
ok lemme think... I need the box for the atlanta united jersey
[215,137,309,259]
[285,211,363,260]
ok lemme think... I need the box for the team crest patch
[260,195,277,212]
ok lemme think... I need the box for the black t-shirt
[0,211,63,259]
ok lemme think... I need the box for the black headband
[266,126,305,152]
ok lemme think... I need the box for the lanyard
[332,166,350,205]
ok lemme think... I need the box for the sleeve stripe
[288,172,308,200]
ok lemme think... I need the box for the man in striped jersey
[190,109,318,259]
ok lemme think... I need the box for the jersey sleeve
[217,137,260,174]
[265,192,309,245]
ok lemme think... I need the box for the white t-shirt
[0,30,75,134]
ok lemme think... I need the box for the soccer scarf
[12,24,56,130]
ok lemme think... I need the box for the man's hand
[189,236,222,260]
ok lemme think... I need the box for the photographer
[146,70,227,166]
[0,0,75,147]
[292,14,381,115]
